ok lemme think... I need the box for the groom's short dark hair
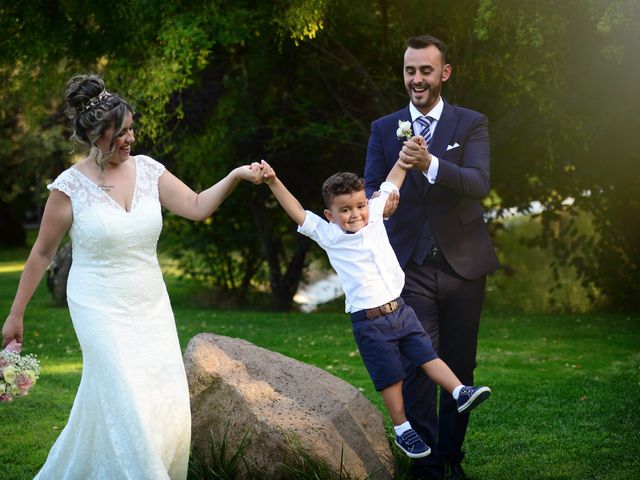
[322,172,365,208]
[407,35,447,64]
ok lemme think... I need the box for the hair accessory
[78,89,113,113]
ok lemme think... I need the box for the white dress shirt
[297,182,404,313]
[409,97,444,184]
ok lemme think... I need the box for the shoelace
[459,386,474,397]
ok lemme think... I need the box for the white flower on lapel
[396,120,413,141]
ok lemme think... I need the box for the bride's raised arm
[158,163,263,221]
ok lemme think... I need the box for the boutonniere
[396,120,413,141]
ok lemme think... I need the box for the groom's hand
[383,191,399,218]
[247,162,265,185]
[371,190,399,219]
[401,137,431,171]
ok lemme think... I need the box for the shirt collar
[409,97,444,122]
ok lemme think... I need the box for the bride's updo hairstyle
[64,74,134,169]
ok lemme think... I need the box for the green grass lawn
[1,241,639,479]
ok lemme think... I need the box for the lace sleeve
[47,170,75,199]
[136,155,166,201]
[138,155,166,181]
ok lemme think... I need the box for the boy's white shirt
[297,181,404,313]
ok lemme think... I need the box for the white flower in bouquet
[2,365,16,385]
[396,120,413,141]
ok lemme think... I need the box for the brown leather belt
[365,298,404,319]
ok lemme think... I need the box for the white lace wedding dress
[35,155,191,480]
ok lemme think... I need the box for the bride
[1,74,263,479]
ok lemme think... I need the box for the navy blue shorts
[350,302,438,391]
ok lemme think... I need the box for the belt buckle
[365,299,399,319]
[380,300,398,315]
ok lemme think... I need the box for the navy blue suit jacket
[364,100,499,280]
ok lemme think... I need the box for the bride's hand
[2,312,24,348]
[235,163,264,185]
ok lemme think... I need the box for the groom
[364,35,499,480]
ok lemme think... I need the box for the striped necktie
[415,116,434,147]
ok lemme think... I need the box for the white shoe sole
[394,440,431,458]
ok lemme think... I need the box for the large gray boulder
[185,333,395,479]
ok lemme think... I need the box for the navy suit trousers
[401,258,486,479]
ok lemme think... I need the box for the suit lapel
[419,100,455,195]
[431,100,455,157]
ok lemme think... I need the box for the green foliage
[2,0,639,309]
[0,64,68,245]
[456,0,640,311]
[160,207,267,305]
[521,0,640,311]
[274,0,328,45]
[485,214,598,313]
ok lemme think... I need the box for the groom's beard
[408,83,441,113]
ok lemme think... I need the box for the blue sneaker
[456,386,491,413]
[394,428,431,458]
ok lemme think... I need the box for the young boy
[257,140,490,459]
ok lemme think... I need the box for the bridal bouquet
[0,341,41,402]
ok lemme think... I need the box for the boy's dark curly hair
[322,172,365,208]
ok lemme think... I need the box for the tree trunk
[251,200,310,311]
[269,235,310,311]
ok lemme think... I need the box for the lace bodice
[48,154,164,213]
[47,155,166,270]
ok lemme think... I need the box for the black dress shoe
[444,462,469,480]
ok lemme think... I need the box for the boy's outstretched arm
[260,160,307,226]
